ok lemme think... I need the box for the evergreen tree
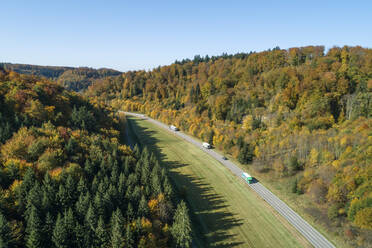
[95,216,109,247]
[43,212,54,247]
[76,177,88,196]
[125,225,134,248]
[0,213,12,248]
[52,214,68,248]
[57,184,68,210]
[84,204,96,247]
[75,192,90,221]
[65,175,77,203]
[25,205,42,248]
[138,195,149,217]
[24,183,42,221]
[18,168,36,211]
[85,203,97,230]
[126,203,134,221]
[74,222,85,248]
[171,201,192,248]
[237,143,254,164]
[64,208,75,246]
[110,209,124,248]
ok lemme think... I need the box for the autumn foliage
[87,46,372,246]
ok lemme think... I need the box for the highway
[122,111,336,248]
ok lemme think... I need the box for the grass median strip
[127,116,311,248]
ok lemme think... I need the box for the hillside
[86,45,372,247]
[0,63,122,91]
[0,69,191,247]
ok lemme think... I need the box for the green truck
[242,172,253,184]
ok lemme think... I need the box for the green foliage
[0,213,12,248]
[85,45,372,246]
[171,201,192,248]
[238,143,254,164]
[52,214,68,248]
[0,70,178,247]
[71,106,96,131]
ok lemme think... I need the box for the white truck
[202,142,211,149]
[169,125,179,131]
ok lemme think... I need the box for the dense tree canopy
[87,45,372,247]
[0,69,191,247]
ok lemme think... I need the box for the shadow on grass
[127,116,244,248]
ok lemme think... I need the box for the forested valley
[85,46,372,247]
[0,63,121,92]
[0,69,192,248]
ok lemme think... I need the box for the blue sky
[1,0,371,71]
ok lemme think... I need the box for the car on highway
[222,156,227,160]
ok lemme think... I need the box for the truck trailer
[170,125,179,131]
[242,172,253,184]
[202,142,211,149]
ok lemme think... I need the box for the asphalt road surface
[122,111,336,248]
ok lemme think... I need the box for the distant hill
[0,63,122,91]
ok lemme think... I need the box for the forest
[0,69,192,248]
[86,46,372,247]
[0,63,121,91]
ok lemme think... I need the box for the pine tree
[43,173,56,204]
[85,203,97,230]
[76,177,88,196]
[138,195,149,217]
[65,175,76,203]
[75,192,90,221]
[42,190,51,212]
[125,224,134,248]
[0,213,12,248]
[57,184,68,210]
[171,201,192,248]
[126,203,134,221]
[25,205,42,248]
[24,183,42,221]
[43,212,54,247]
[52,214,68,248]
[84,203,96,247]
[95,216,109,247]
[64,208,75,246]
[133,144,141,159]
[110,209,124,248]
[74,222,85,248]
[18,168,36,211]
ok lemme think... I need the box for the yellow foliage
[1,127,35,161]
[332,160,341,169]
[10,180,22,192]
[4,159,32,175]
[157,193,165,203]
[308,148,319,167]
[340,146,353,159]
[354,208,372,230]
[242,115,253,131]
[141,217,152,231]
[162,223,169,234]
[118,145,132,155]
[49,167,63,179]
[254,146,261,158]
[340,136,349,147]
[148,199,158,213]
